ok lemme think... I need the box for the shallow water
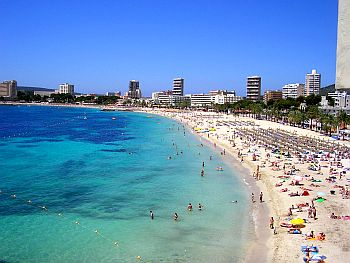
[0,105,250,263]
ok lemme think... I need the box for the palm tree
[337,110,350,139]
[306,105,320,130]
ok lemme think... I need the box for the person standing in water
[201,169,204,177]
[187,203,193,211]
[150,211,154,220]
[173,212,179,221]
[198,203,203,210]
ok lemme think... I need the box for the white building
[172,78,184,96]
[190,93,212,107]
[209,90,242,104]
[58,83,74,94]
[282,83,305,99]
[305,69,321,96]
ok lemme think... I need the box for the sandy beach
[140,108,350,263]
[6,103,350,262]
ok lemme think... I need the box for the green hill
[319,84,335,96]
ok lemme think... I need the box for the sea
[0,105,252,263]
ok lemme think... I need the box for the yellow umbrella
[290,218,304,225]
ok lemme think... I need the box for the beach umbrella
[290,218,304,225]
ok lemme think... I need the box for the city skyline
[0,0,338,96]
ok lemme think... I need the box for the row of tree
[212,94,350,137]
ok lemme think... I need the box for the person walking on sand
[270,217,274,229]
[259,192,263,203]
[251,193,255,203]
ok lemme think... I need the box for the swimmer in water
[198,203,203,210]
[187,203,193,211]
[173,212,179,221]
[201,169,204,177]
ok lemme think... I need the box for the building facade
[282,84,305,99]
[127,80,142,99]
[190,93,212,107]
[172,78,184,96]
[336,0,350,91]
[246,76,261,101]
[209,90,241,104]
[305,69,321,96]
[58,83,74,94]
[264,90,282,103]
[0,80,17,98]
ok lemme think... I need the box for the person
[173,212,179,221]
[307,230,315,238]
[259,192,263,203]
[201,169,204,177]
[251,193,255,203]
[269,217,274,229]
[312,207,317,219]
[209,155,212,160]
[150,210,154,220]
[198,203,203,210]
[187,203,193,211]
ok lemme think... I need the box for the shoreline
[139,108,350,263]
[5,103,272,262]
[5,103,350,262]
[138,109,273,263]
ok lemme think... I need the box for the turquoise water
[0,105,250,263]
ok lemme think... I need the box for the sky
[0,0,339,96]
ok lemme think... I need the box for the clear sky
[0,0,338,96]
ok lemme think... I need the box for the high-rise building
[127,80,142,99]
[336,0,350,91]
[58,83,74,94]
[264,90,282,103]
[282,84,305,99]
[0,80,17,98]
[172,78,184,96]
[246,76,261,101]
[305,69,321,96]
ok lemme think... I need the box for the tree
[305,94,321,106]
[306,105,320,130]
[337,110,350,140]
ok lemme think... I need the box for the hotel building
[127,80,142,99]
[305,69,321,96]
[0,80,17,98]
[282,84,305,99]
[263,90,282,103]
[246,76,261,101]
[172,78,184,96]
[58,83,74,95]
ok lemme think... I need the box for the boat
[112,117,117,120]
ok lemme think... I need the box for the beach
[140,108,350,263]
[2,103,350,262]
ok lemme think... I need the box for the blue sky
[0,0,338,96]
